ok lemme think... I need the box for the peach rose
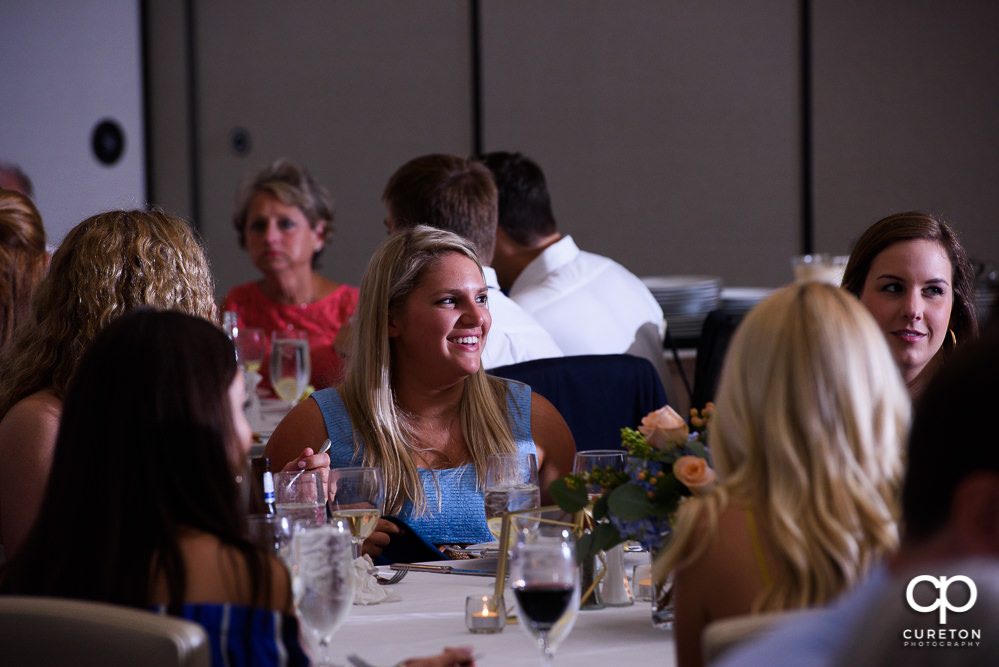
[637,405,689,450]
[673,456,716,494]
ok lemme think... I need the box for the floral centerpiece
[550,403,716,560]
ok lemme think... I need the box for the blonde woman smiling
[266,226,576,554]
[656,282,910,667]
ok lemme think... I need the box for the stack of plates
[975,282,997,325]
[642,275,722,341]
[721,287,776,317]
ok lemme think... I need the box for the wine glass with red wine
[510,526,581,665]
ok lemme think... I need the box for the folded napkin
[352,555,401,605]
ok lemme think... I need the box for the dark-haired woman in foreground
[0,309,474,667]
[0,309,307,665]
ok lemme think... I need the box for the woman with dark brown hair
[841,211,978,398]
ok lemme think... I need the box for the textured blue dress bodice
[149,603,308,667]
[311,379,536,545]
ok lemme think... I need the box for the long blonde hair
[341,225,516,514]
[658,282,909,611]
[0,209,216,417]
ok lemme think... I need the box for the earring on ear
[949,329,957,347]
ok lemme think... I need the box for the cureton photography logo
[902,574,982,648]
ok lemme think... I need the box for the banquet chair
[702,608,816,664]
[691,309,744,412]
[0,596,211,667]
[489,354,669,452]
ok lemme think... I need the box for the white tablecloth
[330,552,676,667]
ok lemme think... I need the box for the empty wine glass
[292,522,355,667]
[274,471,326,527]
[484,452,540,542]
[510,526,581,666]
[327,467,384,559]
[270,330,310,408]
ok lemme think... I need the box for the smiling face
[388,252,491,385]
[243,191,325,275]
[859,239,954,385]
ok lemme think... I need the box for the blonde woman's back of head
[0,209,216,417]
[665,281,909,610]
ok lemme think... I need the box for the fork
[374,567,408,585]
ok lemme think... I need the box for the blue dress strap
[311,379,538,545]
[150,603,308,666]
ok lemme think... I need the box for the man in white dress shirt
[479,151,670,388]
[382,153,562,369]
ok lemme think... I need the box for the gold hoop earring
[949,329,957,347]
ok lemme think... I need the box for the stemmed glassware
[274,471,327,527]
[237,327,268,375]
[484,452,540,542]
[270,330,311,408]
[510,526,581,666]
[327,467,384,559]
[292,522,355,667]
[571,450,625,521]
[572,450,626,609]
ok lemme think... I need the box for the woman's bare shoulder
[0,388,61,457]
[170,531,292,612]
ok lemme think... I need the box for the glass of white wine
[237,327,267,374]
[327,466,384,559]
[270,330,310,408]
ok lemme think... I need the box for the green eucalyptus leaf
[607,483,657,521]
[686,440,707,459]
[550,477,588,513]
[591,493,611,521]
[576,530,599,562]
[591,521,624,552]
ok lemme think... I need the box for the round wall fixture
[229,127,252,156]
[91,119,125,165]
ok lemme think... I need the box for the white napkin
[352,555,402,605]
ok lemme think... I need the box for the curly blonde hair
[0,210,216,417]
[656,282,909,611]
[0,190,48,352]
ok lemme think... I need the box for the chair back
[0,596,211,667]
[702,609,816,664]
[691,309,744,411]
[489,354,669,451]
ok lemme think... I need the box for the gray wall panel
[189,1,473,297]
[480,1,801,288]
[812,0,999,268]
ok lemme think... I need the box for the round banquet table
[329,552,676,667]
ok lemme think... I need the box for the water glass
[484,452,540,541]
[293,522,355,667]
[274,471,326,527]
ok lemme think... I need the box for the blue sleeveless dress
[149,604,309,666]
[311,379,537,545]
